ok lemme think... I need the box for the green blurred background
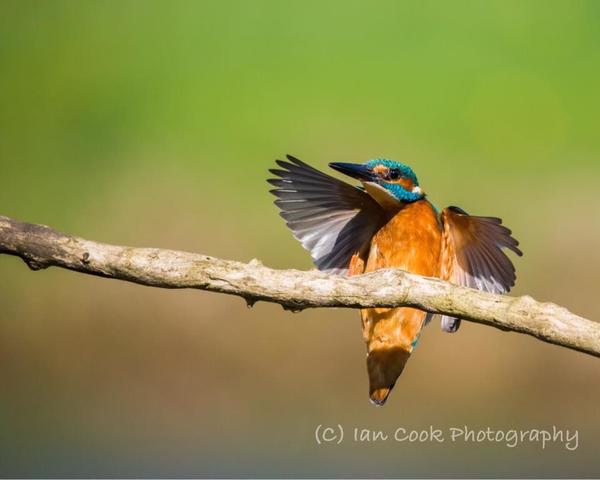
[1,0,599,477]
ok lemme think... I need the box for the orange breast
[362,201,441,354]
[365,199,442,277]
[362,200,442,345]
[349,199,443,403]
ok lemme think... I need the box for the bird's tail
[363,306,427,406]
[366,346,411,406]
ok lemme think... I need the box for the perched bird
[268,155,522,405]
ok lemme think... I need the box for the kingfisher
[268,155,522,405]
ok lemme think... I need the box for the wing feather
[268,155,386,274]
[439,206,522,332]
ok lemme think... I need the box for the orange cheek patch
[372,165,389,176]
[392,177,414,190]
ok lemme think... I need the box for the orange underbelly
[359,199,442,351]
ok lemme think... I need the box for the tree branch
[0,214,598,358]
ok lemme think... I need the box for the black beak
[329,162,375,182]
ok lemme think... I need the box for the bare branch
[1,215,598,358]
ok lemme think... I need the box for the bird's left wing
[439,206,523,332]
[268,155,386,274]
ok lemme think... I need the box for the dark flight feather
[439,206,522,332]
[268,155,386,274]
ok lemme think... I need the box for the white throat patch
[362,182,402,210]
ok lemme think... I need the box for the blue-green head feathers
[364,158,424,203]
[328,158,424,204]
[364,159,419,185]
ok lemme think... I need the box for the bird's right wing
[268,155,386,274]
[439,206,523,332]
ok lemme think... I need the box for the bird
[268,155,522,406]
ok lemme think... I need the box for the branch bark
[1,215,598,358]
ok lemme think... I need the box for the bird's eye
[388,169,401,180]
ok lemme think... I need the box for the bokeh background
[1,1,599,477]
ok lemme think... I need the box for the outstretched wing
[268,155,386,274]
[439,206,523,332]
